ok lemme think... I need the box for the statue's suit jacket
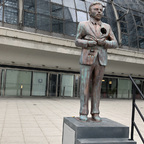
[75,20,118,66]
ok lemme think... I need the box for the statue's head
[89,2,104,20]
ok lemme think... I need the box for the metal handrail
[129,75,144,143]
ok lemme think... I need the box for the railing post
[131,83,136,140]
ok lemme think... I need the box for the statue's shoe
[80,115,88,121]
[92,115,102,122]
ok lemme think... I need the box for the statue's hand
[97,38,106,46]
[87,41,97,47]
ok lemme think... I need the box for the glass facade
[0,68,143,99]
[0,0,143,49]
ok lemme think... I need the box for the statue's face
[89,4,103,20]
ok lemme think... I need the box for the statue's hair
[89,1,104,12]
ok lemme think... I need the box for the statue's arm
[105,26,118,49]
[75,22,88,48]
[75,22,97,48]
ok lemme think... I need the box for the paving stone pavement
[0,97,143,144]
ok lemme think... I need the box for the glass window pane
[137,26,144,37]
[4,6,18,24]
[85,2,91,12]
[32,72,47,96]
[77,11,87,22]
[1,69,5,96]
[120,22,127,33]
[108,78,118,98]
[24,12,35,28]
[61,75,74,97]
[134,15,143,26]
[37,0,50,16]
[51,0,62,5]
[75,0,86,11]
[24,0,35,12]
[49,74,57,96]
[52,4,63,19]
[4,0,18,8]
[117,10,126,21]
[122,33,129,46]
[63,0,75,9]
[5,70,31,96]
[0,6,3,21]
[64,21,77,37]
[139,38,144,49]
[37,15,51,31]
[117,79,132,99]
[102,17,108,23]
[52,18,63,33]
[64,7,76,22]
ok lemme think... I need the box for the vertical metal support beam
[131,83,136,140]
[56,74,58,97]
[30,71,33,96]
[46,73,49,97]
[18,0,23,29]
[111,1,122,46]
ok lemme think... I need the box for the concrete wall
[0,27,144,77]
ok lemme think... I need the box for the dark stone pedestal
[62,117,136,144]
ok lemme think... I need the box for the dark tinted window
[52,18,63,33]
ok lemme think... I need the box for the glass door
[32,72,47,96]
[49,74,57,96]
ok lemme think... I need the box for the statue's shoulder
[79,20,89,26]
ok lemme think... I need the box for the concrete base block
[62,117,136,144]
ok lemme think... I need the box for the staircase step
[77,138,137,144]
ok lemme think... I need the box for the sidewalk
[0,97,143,144]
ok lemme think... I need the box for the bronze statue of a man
[75,2,118,121]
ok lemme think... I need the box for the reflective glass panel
[4,0,18,8]
[37,0,50,16]
[117,79,132,99]
[64,7,76,22]
[24,12,35,28]
[52,3,63,19]
[32,72,47,96]
[4,6,18,24]
[122,33,129,46]
[77,11,87,22]
[134,15,142,26]
[137,26,144,37]
[101,78,108,98]
[85,2,91,12]
[126,12,138,48]
[63,0,75,9]
[0,6,3,21]
[64,21,77,36]
[120,22,127,33]
[139,38,144,49]
[101,17,107,23]
[1,70,5,96]
[117,10,126,21]
[52,18,63,33]
[51,0,62,5]
[61,75,74,97]
[49,74,57,96]
[75,0,86,11]
[24,0,35,12]
[5,70,31,96]
[107,78,118,98]
[37,15,51,31]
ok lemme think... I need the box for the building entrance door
[49,74,57,96]
[32,72,47,96]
